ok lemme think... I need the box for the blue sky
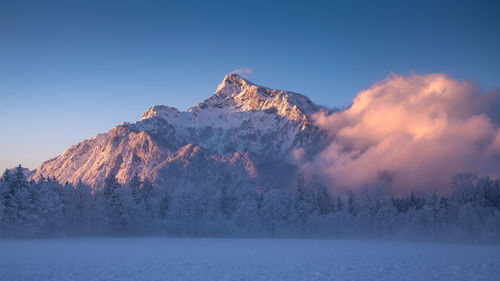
[0,0,499,171]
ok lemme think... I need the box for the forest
[1,165,500,242]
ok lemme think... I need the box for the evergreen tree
[130,173,142,204]
[476,176,500,209]
[142,179,154,203]
[219,182,238,220]
[347,191,357,215]
[0,173,7,233]
[220,185,231,219]
[450,173,479,204]
[316,186,334,216]
[12,165,37,235]
[336,196,343,212]
[260,189,288,237]
[35,180,63,235]
[408,192,424,210]
[232,195,261,234]
[103,172,127,233]
[358,185,387,227]
[423,191,441,239]
[0,169,14,231]
[169,186,204,235]
[158,186,170,219]
[294,173,312,224]
[0,165,499,241]
[71,180,93,234]
[140,178,156,230]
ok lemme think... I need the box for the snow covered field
[0,238,499,281]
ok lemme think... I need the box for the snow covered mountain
[32,74,327,189]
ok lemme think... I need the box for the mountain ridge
[31,74,327,189]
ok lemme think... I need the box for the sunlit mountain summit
[33,74,327,189]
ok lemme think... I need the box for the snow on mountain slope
[32,74,327,188]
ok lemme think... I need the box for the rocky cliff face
[32,74,327,189]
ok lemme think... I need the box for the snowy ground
[0,238,499,281]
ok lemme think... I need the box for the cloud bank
[303,73,500,194]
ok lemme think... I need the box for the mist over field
[1,238,499,281]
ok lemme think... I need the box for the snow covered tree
[347,191,357,215]
[358,185,394,231]
[476,176,500,209]
[260,189,289,236]
[55,181,76,232]
[139,178,157,231]
[69,180,93,234]
[157,185,170,220]
[220,184,232,219]
[451,173,479,204]
[169,186,205,235]
[34,180,63,235]
[103,172,128,234]
[316,186,334,216]
[11,165,37,235]
[336,196,343,212]
[422,191,442,239]
[294,173,313,225]
[1,164,499,241]
[142,179,154,204]
[232,195,261,235]
[0,169,14,233]
[130,173,142,204]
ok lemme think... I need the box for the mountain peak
[218,73,253,91]
[32,74,328,187]
[212,73,255,101]
[189,74,321,118]
[141,105,179,120]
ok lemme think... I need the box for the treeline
[1,165,500,241]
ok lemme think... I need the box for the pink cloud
[231,67,253,76]
[304,73,500,195]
